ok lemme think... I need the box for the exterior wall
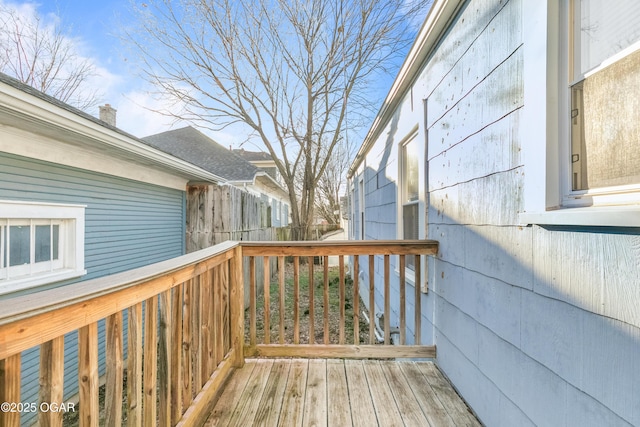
[0,151,186,423]
[351,0,640,425]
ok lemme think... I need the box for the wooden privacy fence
[0,240,437,427]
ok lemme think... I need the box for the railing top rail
[0,240,240,326]
[239,239,439,256]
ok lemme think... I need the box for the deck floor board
[204,359,481,427]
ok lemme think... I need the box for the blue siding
[0,152,186,423]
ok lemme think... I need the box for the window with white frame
[0,201,85,295]
[400,133,420,270]
[568,0,640,201]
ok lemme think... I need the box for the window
[401,136,420,270]
[569,0,640,196]
[0,201,85,295]
[519,0,640,226]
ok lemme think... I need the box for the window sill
[519,206,640,228]
[0,269,87,297]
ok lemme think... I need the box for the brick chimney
[99,104,117,127]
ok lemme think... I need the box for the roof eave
[347,0,464,178]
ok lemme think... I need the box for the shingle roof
[142,126,259,182]
[233,148,273,162]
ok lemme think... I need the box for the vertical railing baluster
[79,323,99,427]
[105,313,122,427]
[415,255,422,345]
[278,256,285,345]
[0,354,21,427]
[369,255,375,345]
[230,246,245,367]
[353,255,360,345]
[384,255,390,345]
[263,257,271,345]
[293,256,300,344]
[181,281,192,410]
[323,256,330,344]
[158,290,171,427]
[249,256,257,347]
[191,276,201,392]
[171,285,183,425]
[127,303,143,427]
[143,296,158,426]
[308,256,315,344]
[339,255,345,345]
[399,255,406,345]
[40,337,65,427]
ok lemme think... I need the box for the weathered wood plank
[245,344,436,359]
[78,323,99,427]
[398,362,455,426]
[171,285,183,425]
[39,337,64,427]
[158,290,172,427]
[179,352,235,427]
[327,360,351,426]
[182,280,193,409]
[277,359,308,427]
[240,240,439,256]
[303,359,327,427]
[230,246,245,367]
[344,360,378,427]
[363,360,403,427]
[380,361,431,426]
[227,359,274,425]
[417,362,481,426]
[191,276,202,394]
[0,353,21,427]
[127,303,143,427]
[105,313,123,427]
[253,360,291,426]
[144,296,158,426]
[203,358,256,426]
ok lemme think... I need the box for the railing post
[230,245,245,367]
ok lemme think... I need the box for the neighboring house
[0,72,224,423]
[144,127,290,228]
[348,1,640,426]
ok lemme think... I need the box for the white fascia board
[0,82,226,185]
[348,0,464,178]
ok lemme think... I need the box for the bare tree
[0,3,100,111]
[127,0,429,239]
[315,140,352,226]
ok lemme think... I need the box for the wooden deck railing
[0,240,437,427]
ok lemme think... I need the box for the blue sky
[3,0,429,148]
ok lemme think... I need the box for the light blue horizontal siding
[0,151,186,425]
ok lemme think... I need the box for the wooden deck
[204,359,481,427]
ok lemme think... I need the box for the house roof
[142,126,262,183]
[0,72,225,186]
[233,149,273,162]
[347,0,464,178]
